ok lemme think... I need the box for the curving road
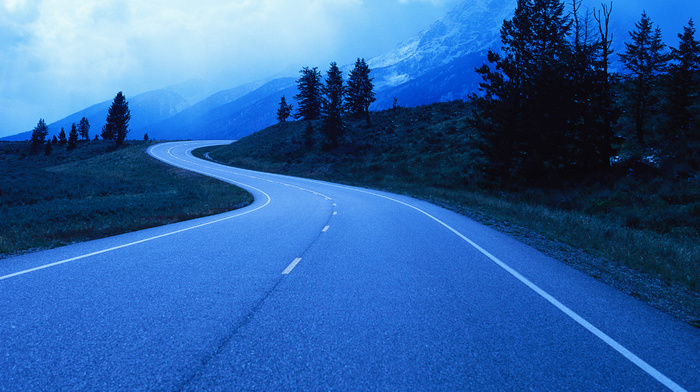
[0,140,698,391]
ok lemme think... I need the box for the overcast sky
[1,0,698,138]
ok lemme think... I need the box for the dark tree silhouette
[321,62,345,148]
[30,119,49,150]
[67,123,79,150]
[346,58,375,124]
[102,91,131,145]
[78,117,90,141]
[276,95,293,123]
[619,13,668,146]
[666,19,700,140]
[58,127,67,145]
[294,67,323,121]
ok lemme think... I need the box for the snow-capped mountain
[370,0,515,91]
[2,0,515,141]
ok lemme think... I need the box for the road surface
[1,140,698,391]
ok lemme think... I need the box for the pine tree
[67,123,79,150]
[294,67,322,121]
[666,19,700,140]
[44,140,52,156]
[102,91,131,145]
[619,13,668,147]
[471,0,576,182]
[78,117,90,141]
[276,95,293,123]
[58,128,67,145]
[321,62,345,148]
[346,58,376,124]
[30,119,49,150]
[51,135,58,144]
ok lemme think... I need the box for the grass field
[195,101,699,294]
[0,140,252,257]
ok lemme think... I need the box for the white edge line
[282,257,302,275]
[166,141,687,392]
[319,183,687,392]
[19,141,680,390]
[0,142,272,282]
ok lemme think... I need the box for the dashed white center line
[282,257,302,275]
[322,225,330,232]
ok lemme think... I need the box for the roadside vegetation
[195,0,699,324]
[196,100,699,298]
[0,140,252,257]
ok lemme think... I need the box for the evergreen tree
[471,0,576,181]
[30,119,49,150]
[666,19,700,141]
[294,67,322,121]
[276,95,293,123]
[619,13,668,146]
[44,140,52,156]
[67,123,79,150]
[102,91,131,145]
[58,128,67,145]
[346,58,376,124]
[144,133,149,141]
[51,135,58,144]
[321,62,345,148]
[78,117,90,141]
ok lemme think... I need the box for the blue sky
[1,0,697,138]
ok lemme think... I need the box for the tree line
[471,0,699,185]
[277,58,376,149]
[30,91,132,154]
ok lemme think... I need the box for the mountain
[143,0,515,140]
[140,78,296,140]
[2,89,189,141]
[2,0,516,142]
[369,0,516,108]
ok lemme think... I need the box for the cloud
[0,0,460,137]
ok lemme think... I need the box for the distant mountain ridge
[2,0,517,142]
[2,89,189,141]
[370,0,515,90]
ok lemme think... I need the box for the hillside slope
[199,102,699,320]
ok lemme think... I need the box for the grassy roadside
[0,140,253,257]
[194,101,699,322]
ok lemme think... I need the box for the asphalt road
[1,140,698,391]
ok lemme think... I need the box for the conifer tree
[30,119,49,150]
[294,67,322,121]
[276,95,293,123]
[102,91,131,145]
[67,123,79,150]
[346,58,375,124]
[321,62,345,148]
[472,0,576,181]
[44,140,52,155]
[58,128,67,145]
[78,117,90,141]
[52,135,58,144]
[666,19,700,140]
[619,13,668,146]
